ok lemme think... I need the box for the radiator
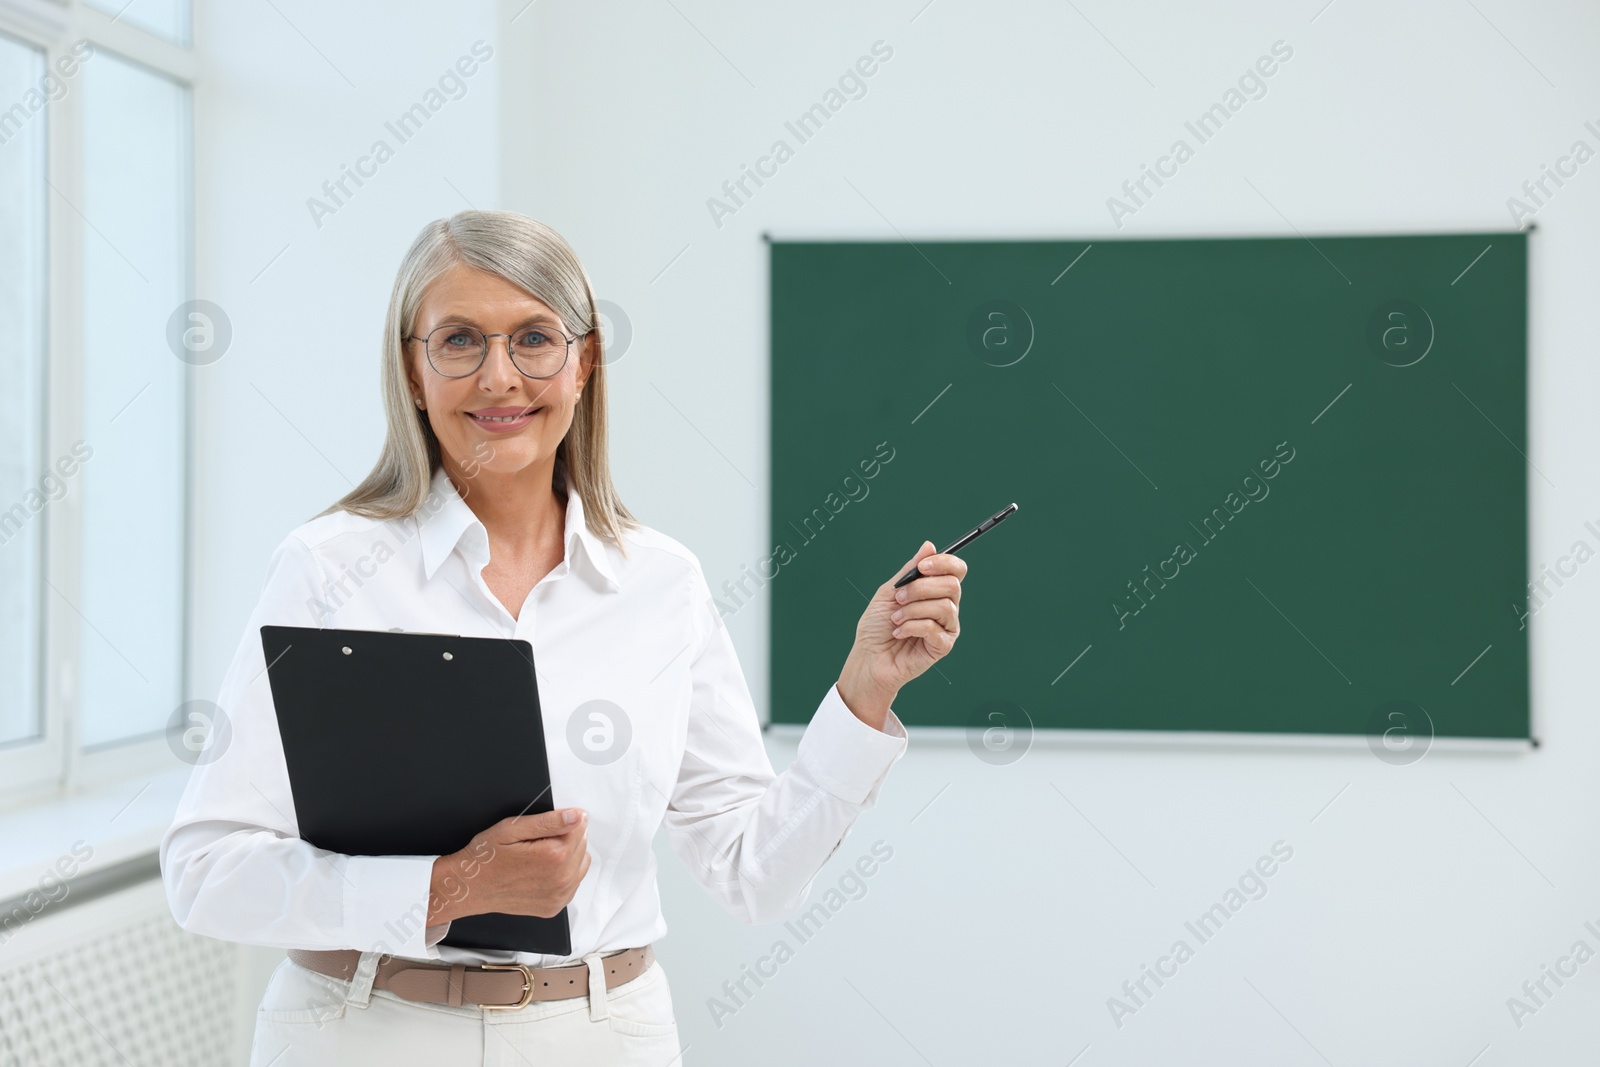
[0,866,243,1067]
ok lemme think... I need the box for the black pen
[893,503,1019,588]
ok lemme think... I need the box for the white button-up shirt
[160,467,908,967]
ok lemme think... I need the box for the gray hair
[315,210,638,555]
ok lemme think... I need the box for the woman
[159,210,965,1065]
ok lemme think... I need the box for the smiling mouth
[467,409,540,424]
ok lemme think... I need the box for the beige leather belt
[286,944,654,1011]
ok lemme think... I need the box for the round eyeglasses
[403,323,588,380]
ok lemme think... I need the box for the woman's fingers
[566,833,589,881]
[889,600,958,641]
[894,573,962,605]
[886,549,965,592]
[889,596,957,626]
[890,617,958,649]
[890,614,957,638]
[875,545,966,662]
[887,542,939,589]
[500,809,584,841]
[915,552,967,579]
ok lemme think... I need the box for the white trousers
[248,949,683,1066]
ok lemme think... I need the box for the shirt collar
[417,467,620,592]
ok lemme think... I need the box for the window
[78,51,191,749]
[0,2,194,799]
[83,0,191,48]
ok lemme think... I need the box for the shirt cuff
[795,683,909,804]
[343,853,445,959]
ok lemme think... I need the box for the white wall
[499,1,1600,1064]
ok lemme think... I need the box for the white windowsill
[0,765,190,901]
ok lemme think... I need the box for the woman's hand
[427,808,590,925]
[836,541,966,730]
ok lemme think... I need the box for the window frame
[0,0,198,808]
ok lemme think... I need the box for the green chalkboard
[767,232,1529,741]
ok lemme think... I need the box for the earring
[414,397,425,409]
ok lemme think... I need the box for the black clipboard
[259,624,571,956]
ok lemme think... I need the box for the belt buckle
[479,962,535,1010]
